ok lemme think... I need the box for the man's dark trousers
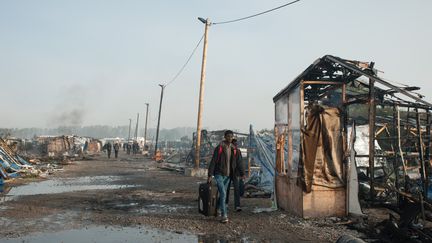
[226,176,241,208]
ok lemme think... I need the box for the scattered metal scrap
[0,138,40,180]
[35,135,101,158]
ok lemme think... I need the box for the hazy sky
[1,0,431,132]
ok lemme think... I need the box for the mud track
[0,152,361,242]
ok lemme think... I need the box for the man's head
[224,130,234,143]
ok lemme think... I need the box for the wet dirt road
[0,152,360,242]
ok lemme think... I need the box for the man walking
[106,142,112,159]
[208,130,236,224]
[113,142,120,159]
[126,143,131,155]
[226,138,246,212]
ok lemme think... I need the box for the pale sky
[0,0,431,132]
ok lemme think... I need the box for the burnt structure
[273,55,432,218]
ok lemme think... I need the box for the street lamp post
[144,103,149,152]
[155,84,165,155]
[134,113,139,141]
[194,17,210,169]
[127,118,132,144]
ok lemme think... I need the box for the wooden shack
[273,55,432,218]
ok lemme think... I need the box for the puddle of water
[0,226,256,243]
[252,207,277,214]
[0,226,197,243]
[198,234,255,243]
[135,204,194,214]
[0,176,137,202]
[113,202,139,208]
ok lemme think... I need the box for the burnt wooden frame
[274,55,432,210]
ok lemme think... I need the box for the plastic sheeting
[347,125,384,168]
[249,128,276,193]
[0,139,35,179]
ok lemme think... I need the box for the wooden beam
[368,78,376,200]
[416,108,427,197]
[303,81,344,85]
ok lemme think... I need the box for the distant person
[226,138,246,212]
[127,143,131,155]
[123,142,127,151]
[83,141,89,153]
[106,142,112,159]
[207,130,236,224]
[114,142,120,159]
[132,141,136,155]
[133,141,139,154]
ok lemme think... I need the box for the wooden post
[155,84,165,155]
[426,110,431,196]
[368,78,376,200]
[144,103,149,152]
[342,83,348,180]
[248,124,252,177]
[134,113,139,141]
[392,105,400,203]
[127,118,132,144]
[287,95,293,176]
[194,18,210,169]
[416,108,427,196]
[299,82,305,178]
[397,106,408,177]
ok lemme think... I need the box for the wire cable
[212,0,301,25]
[165,34,205,87]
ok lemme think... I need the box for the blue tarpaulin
[248,126,276,193]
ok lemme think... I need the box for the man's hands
[207,176,212,184]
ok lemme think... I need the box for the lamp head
[198,17,207,24]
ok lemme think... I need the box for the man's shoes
[236,206,242,212]
[220,217,229,223]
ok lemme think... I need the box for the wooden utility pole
[144,103,149,152]
[155,84,165,155]
[134,113,139,141]
[194,17,210,169]
[248,124,252,177]
[127,118,132,143]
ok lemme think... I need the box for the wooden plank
[287,93,293,176]
[368,78,376,200]
[303,185,346,218]
[303,81,344,85]
[275,174,290,211]
[276,175,303,217]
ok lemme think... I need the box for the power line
[165,34,205,87]
[212,0,301,25]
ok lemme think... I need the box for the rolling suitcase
[198,180,218,216]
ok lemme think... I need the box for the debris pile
[35,135,101,158]
[0,135,102,182]
[0,138,40,180]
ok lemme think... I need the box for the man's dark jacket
[233,147,245,177]
[208,142,244,178]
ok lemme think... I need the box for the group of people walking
[105,141,142,158]
[121,141,140,155]
[103,142,120,159]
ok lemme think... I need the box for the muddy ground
[0,151,363,242]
